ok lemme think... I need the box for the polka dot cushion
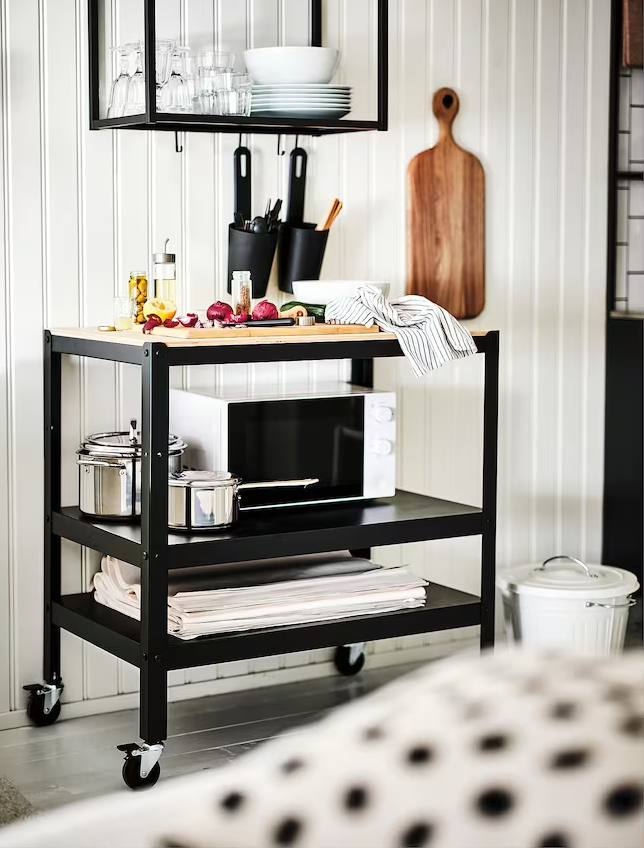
[2,650,642,848]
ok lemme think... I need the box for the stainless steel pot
[168,471,319,531]
[77,419,186,519]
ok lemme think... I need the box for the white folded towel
[92,555,427,640]
[324,284,478,376]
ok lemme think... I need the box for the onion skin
[163,318,180,328]
[207,301,233,322]
[142,314,162,334]
[178,313,199,328]
[229,310,249,323]
[252,300,279,320]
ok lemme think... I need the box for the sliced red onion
[177,313,199,328]
[142,314,162,334]
[229,310,249,324]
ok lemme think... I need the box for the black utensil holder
[227,225,279,299]
[278,223,329,294]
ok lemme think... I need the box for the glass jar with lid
[153,239,176,305]
[231,270,252,316]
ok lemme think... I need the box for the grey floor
[0,662,418,812]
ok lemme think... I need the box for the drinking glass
[213,72,253,117]
[107,46,132,118]
[123,42,145,115]
[161,47,190,112]
[184,57,200,111]
[197,50,235,72]
[155,38,176,108]
[114,296,134,331]
[197,51,235,113]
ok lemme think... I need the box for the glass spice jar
[232,270,251,316]
[129,272,148,325]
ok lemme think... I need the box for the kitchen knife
[286,145,307,225]
[233,144,252,223]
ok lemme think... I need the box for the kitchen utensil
[267,199,282,231]
[77,419,186,519]
[234,212,245,231]
[292,280,390,304]
[224,318,296,328]
[497,555,639,655]
[168,470,319,531]
[407,88,485,319]
[243,46,340,85]
[233,144,252,223]
[316,199,342,231]
[251,216,268,234]
[286,145,307,225]
[150,323,380,339]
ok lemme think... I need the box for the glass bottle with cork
[153,239,177,306]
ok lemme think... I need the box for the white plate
[251,107,351,118]
[292,280,390,305]
[252,99,351,107]
[253,84,351,92]
[252,94,351,101]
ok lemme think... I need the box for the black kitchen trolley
[31,328,499,789]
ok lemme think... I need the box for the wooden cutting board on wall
[407,88,485,319]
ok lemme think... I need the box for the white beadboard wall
[0,0,610,723]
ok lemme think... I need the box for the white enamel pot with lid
[168,470,319,531]
[497,555,639,655]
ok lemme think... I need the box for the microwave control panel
[363,392,396,498]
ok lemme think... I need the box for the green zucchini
[280,301,326,320]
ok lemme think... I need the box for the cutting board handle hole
[442,93,454,109]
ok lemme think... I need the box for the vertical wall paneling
[0,0,611,722]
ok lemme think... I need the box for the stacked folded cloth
[92,553,427,640]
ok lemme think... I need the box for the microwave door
[229,396,364,508]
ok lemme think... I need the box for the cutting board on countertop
[407,88,485,319]
[149,323,380,339]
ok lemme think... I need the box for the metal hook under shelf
[175,132,183,154]
[277,135,286,156]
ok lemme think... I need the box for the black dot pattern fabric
[1,652,642,848]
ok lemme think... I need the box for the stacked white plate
[250,84,351,118]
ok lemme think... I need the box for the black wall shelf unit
[37,328,498,788]
[88,0,388,137]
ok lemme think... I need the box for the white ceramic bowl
[292,280,390,306]
[244,47,340,85]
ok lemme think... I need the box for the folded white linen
[324,284,478,376]
[92,555,427,640]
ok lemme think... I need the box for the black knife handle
[234,146,252,221]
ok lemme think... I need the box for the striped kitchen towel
[325,284,478,376]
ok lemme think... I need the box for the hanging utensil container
[77,419,186,520]
[168,471,319,531]
[497,555,639,655]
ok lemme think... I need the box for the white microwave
[170,383,396,510]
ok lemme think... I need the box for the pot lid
[82,419,185,456]
[497,555,640,600]
[169,470,239,488]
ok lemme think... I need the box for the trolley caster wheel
[334,644,366,676]
[23,683,63,727]
[118,742,164,790]
[121,757,161,790]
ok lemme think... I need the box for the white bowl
[292,280,390,306]
[244,47,340,85]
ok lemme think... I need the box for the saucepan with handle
[168,471,319,531]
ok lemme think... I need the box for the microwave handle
[238,477,319,491]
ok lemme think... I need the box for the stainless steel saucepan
[77,419,186,520]
[168,471,319,531]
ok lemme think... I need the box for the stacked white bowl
[243,47,351,118]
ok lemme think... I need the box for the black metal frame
[43,330,499,746]
[88,0,388,137]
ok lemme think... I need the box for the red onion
[251,300,278,321]
[229,310,249,323]
[207,301,233,322]
[163,318,180,328]
[177,313,199,328]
